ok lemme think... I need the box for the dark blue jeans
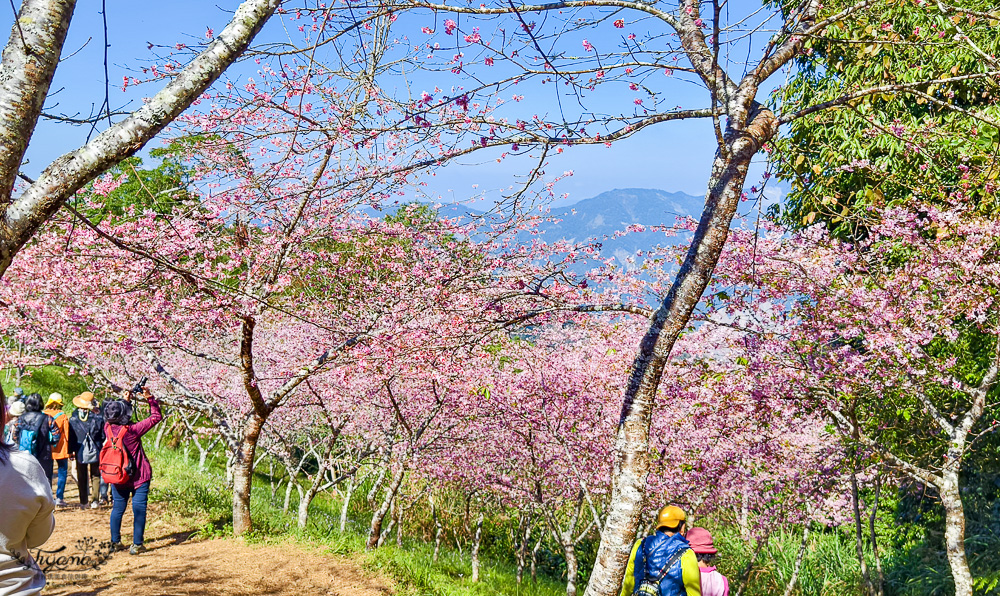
[55,459,68,499]
[42,457,66,498]
[110,482,150,546]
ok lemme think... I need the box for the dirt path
[39,477,393,596]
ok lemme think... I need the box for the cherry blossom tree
[706,204,1000,596]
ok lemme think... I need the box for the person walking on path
[620,505,702,596]
[686,528,729,596]
[68,392,105,510]
[1,398,56,596]
[42,394,71,507]
[2,400,24,445]
[103,387,162,555]
[13,395,58,482]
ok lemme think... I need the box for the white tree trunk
[531,534,542,583]
[367,463,388,507]
[154,419,170,449]
[583,103,780,596]
[431,493,443,562]
[283,478,298,515]
[0,0,280,276]
[367,460,405,550]
[781,525,810,596]
[564,540,579,596]
[232,417,263,537]
[339,475,356,533]
[471,511,484,582]
[940,473,973,596]
[297,465,329,530]
[516,517,530,584]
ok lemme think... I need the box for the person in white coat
[0,399,55,596]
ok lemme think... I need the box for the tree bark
[431,493,443,561]
[583,103,779,596]
[298,464,329,530]
[940,472,974,596]
[367,458,405,550]
[781,524,810,596]
[471,510,484,582]
[283,477,298,515]
[563,540,579,596]
[367,461,388,507]
[154,418,170,449]
[340,474,356,533]
[232,415,264,537]
[738,491,751,541]
[850,468,874,596]
[0,0,76,198]
[531,533,542,582]
[516,515,530,583]
[869,474,884,596]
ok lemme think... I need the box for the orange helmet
[656,505,687,530]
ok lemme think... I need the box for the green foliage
[1,365,92,414]
[771,0,1000,238]
[77,153,197,221]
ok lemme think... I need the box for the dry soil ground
[38,477,392,596]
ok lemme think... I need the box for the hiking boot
[109,542,126,553]
[129,544,147,555]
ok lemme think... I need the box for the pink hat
[686,527,717,554]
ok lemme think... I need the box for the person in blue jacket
[620,505,702,596]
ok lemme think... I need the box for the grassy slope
[150,446,568,596]
[2,366,92,411]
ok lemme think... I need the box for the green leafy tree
[772,0,1000,238]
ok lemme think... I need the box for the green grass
[367,542,566,596]
[2,365,93,413]
[712,526,866,596]
[146,444,568,596]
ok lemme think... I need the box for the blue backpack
[17,415,48,457]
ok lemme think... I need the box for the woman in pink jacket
[102,387,162,556]
[686,527,730,596]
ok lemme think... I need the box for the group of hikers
[3,389,107,508]
[1,385,162,596]
[620,505,730,596]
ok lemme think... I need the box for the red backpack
[99,425,135,484]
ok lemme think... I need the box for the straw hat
[73,391,96,410]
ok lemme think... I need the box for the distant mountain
[391,188,702,270]
[538,188,701,266]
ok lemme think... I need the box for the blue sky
[6,0,783,211]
